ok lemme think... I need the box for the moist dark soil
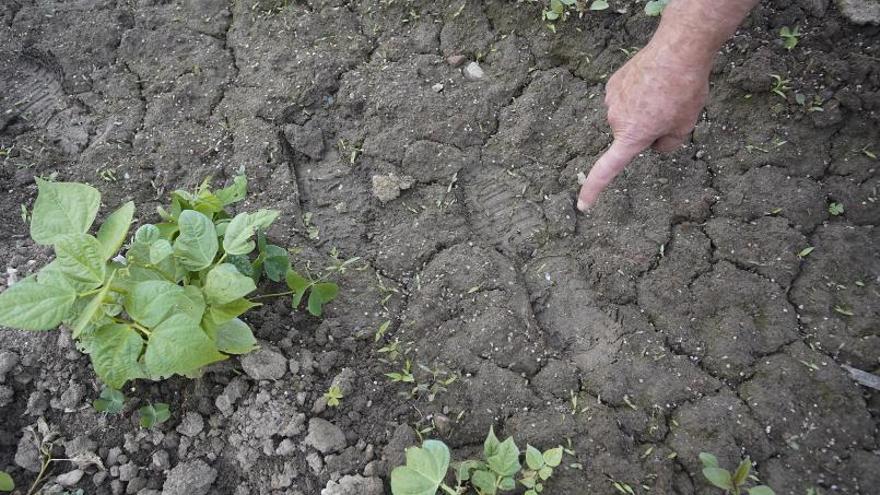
[1,0,879,494]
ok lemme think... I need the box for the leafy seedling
[645,0,670,16]
[0,471,13,492]
[93,387,125,414]
[324,385,344,407]
[520,445,563,495]
[391,439,456,495]
[386,359,415,383]
[139,402,171,428]
[770,75,791,99]
[700,452,775,495]
[779,26,801,50]
[828,202,844,216]
[285,269,339,317]
[797,246,815,258]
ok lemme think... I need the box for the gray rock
[162,460,217,495]
[126,476,147,494]
[118,462,138,482]
[276,438,297,456]
[432,83,444,93]
[0,350,18,381]
[321,475,384,495]
[463,61,485,80]
[215,377,249,415]
[152,450,171,470]
[14,434,42,472]
[240,348,287,381]
[835,0,880,24]
[175,412,204,437]
[106,447,123,466]
[54,382,83,411]
[306,451,323,474]
[304,418,347,454]
[371,174,414,203]
[55,469,84,487]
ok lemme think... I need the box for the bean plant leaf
[96,201,135,259]
[206,298,259,324]
[143,314,226,379]
[499,476,516,490]
[262,244,290,282]
[484,426,501,459]
[702,467,734,490]
[125,281,185,328]
[222,210,280,255]
[92,388,125,414]
[139,402,171,428]
[149,239,173,264]
[454,460,484,483]
[645,0,668,16]
[0,277,76,330]
[487,437,520,477]
[733,458,752,486]
[590,0,609,10]
[173,210,219,271]
[0,471,13,492]
[30,178,101,245]
[526,445,544,470]
[538,465,553,480]
[286,270,311,307]
[204,263,257,305]
[135,224,160,243]
[216,174,247,205]
[307,282,338,317]
[390,439,450,495]
[215,318,257,354]
[749,486,775,495]
[71,279,114,339]
[89,324,145,389]
[470,469,497,495]
[54,233,106,290]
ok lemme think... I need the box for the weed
[828,202,844,216]
[390,428,565,495]
[779,26,802,50]
[797,246,815,258]
[769,75,791,99]
[93,387,125,414]
[386,359,416,383]
[138,402,171,428]
[543,0,607,31]
[324,384,344,407]
[645,0,669,16]
[0,471,12,492]
[700,452,774,495]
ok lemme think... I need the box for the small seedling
[645,0,670,16]
[700,452,774,495]
[520,445,564,495]
[828,202,844,216]
[543,0,576,22]
[138,402,171,428]
[93,387,125,414]
[324,385,344,407]
[833,305,854,316]
[769,75,791,99]
[779,26,801,50]
[386,359,415,383]
[374,320,391,342]
[0,471,13,493]
[797,246,815,258]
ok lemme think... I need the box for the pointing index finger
[577,139,645,211]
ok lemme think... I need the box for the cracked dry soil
[1,0,879,494]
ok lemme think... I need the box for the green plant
[0,471,13,492]
[543,0,607,30]
[645,0,670,16]
[93,387,125,413]
[324,384,344,407]
[0,175,338,394]
[779,26,801,50]
[769,75,791,99]
[390,427,564,495]
[138,402,171,428]
[386,359,416,383]
[828,202,844,216]
[700,452,774,495]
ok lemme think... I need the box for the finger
[577,139,645,211]
[651,134,685,153]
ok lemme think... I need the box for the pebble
[241,348,287,381]
[463,61,485,80]
[162,460,217,495]
[304,418,347,454]
[371,174,414,203]
[432,83,444,93]
[320,475,384,495]
[176,412,204,437]
[446,54,467,67]
[56,469,84,487]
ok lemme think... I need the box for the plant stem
[250,290,294,300]
[439,483,458,495]
[130,321,151,336]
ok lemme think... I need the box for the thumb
[577,139,644,211]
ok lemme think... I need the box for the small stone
[126,476,147,494]
[54,382,83,411]
[215,377,249,416]
[446,54,466,67]
[162,460,217,495]
[240,347,287,381]
[371,174,415,203]
[276,438,297,456]
[463,61,485,80]
[176,412,204,437]
[55,469,84,487]
[152,450,170,470]
[118,462,138,482]
[304,418,347,454]
[431,83,444,93]
[15,434,42,472]
[106,447,123,466]
[835,0,880,24]
[320,475,384,495]
[306,452,323,474]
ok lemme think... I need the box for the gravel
[304,418,347,454]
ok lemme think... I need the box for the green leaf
[307,282,338,317]
[206,298,259,324]
[733,458,752,486]
[226,254,255,279]
[828,202,844,216]
[390,439,451,495]
[645,0,667,16]
[542,447,563,468]
[537,466,553,480]
[499,476,516,490]
[484,426,501,459]
[590,0,609,10]
[71,278,114,339]
[124,281,185,328]
[262,244,290,282]
[0,277,76,330]
[748,486,775,495]
[0,471,13,492]
[222,210,280,255]
[135,224,161,243]
[471,470,497,495]
[454,460,484,483]
[702,467,734,490]
[798,246,815,258]
[96,201,135,259]
[92,387,125,414]
[139,402,171,428]
[54,233,106,290]
[525,491,536,495]
[699,452,719,468]
[150,239,173,264]
[487,437,520,477]
[525,445,544,470]
[89,324,145,388]
[286,270,311,307]
[215,318,257,354]
[173,210,219,271]
[204,263,257,305]
[143,314,227,379]
[30,178,101,245]
[216,174,247,205]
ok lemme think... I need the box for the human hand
[577,45,711,211]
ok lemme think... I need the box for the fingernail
[576,199,588,212]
